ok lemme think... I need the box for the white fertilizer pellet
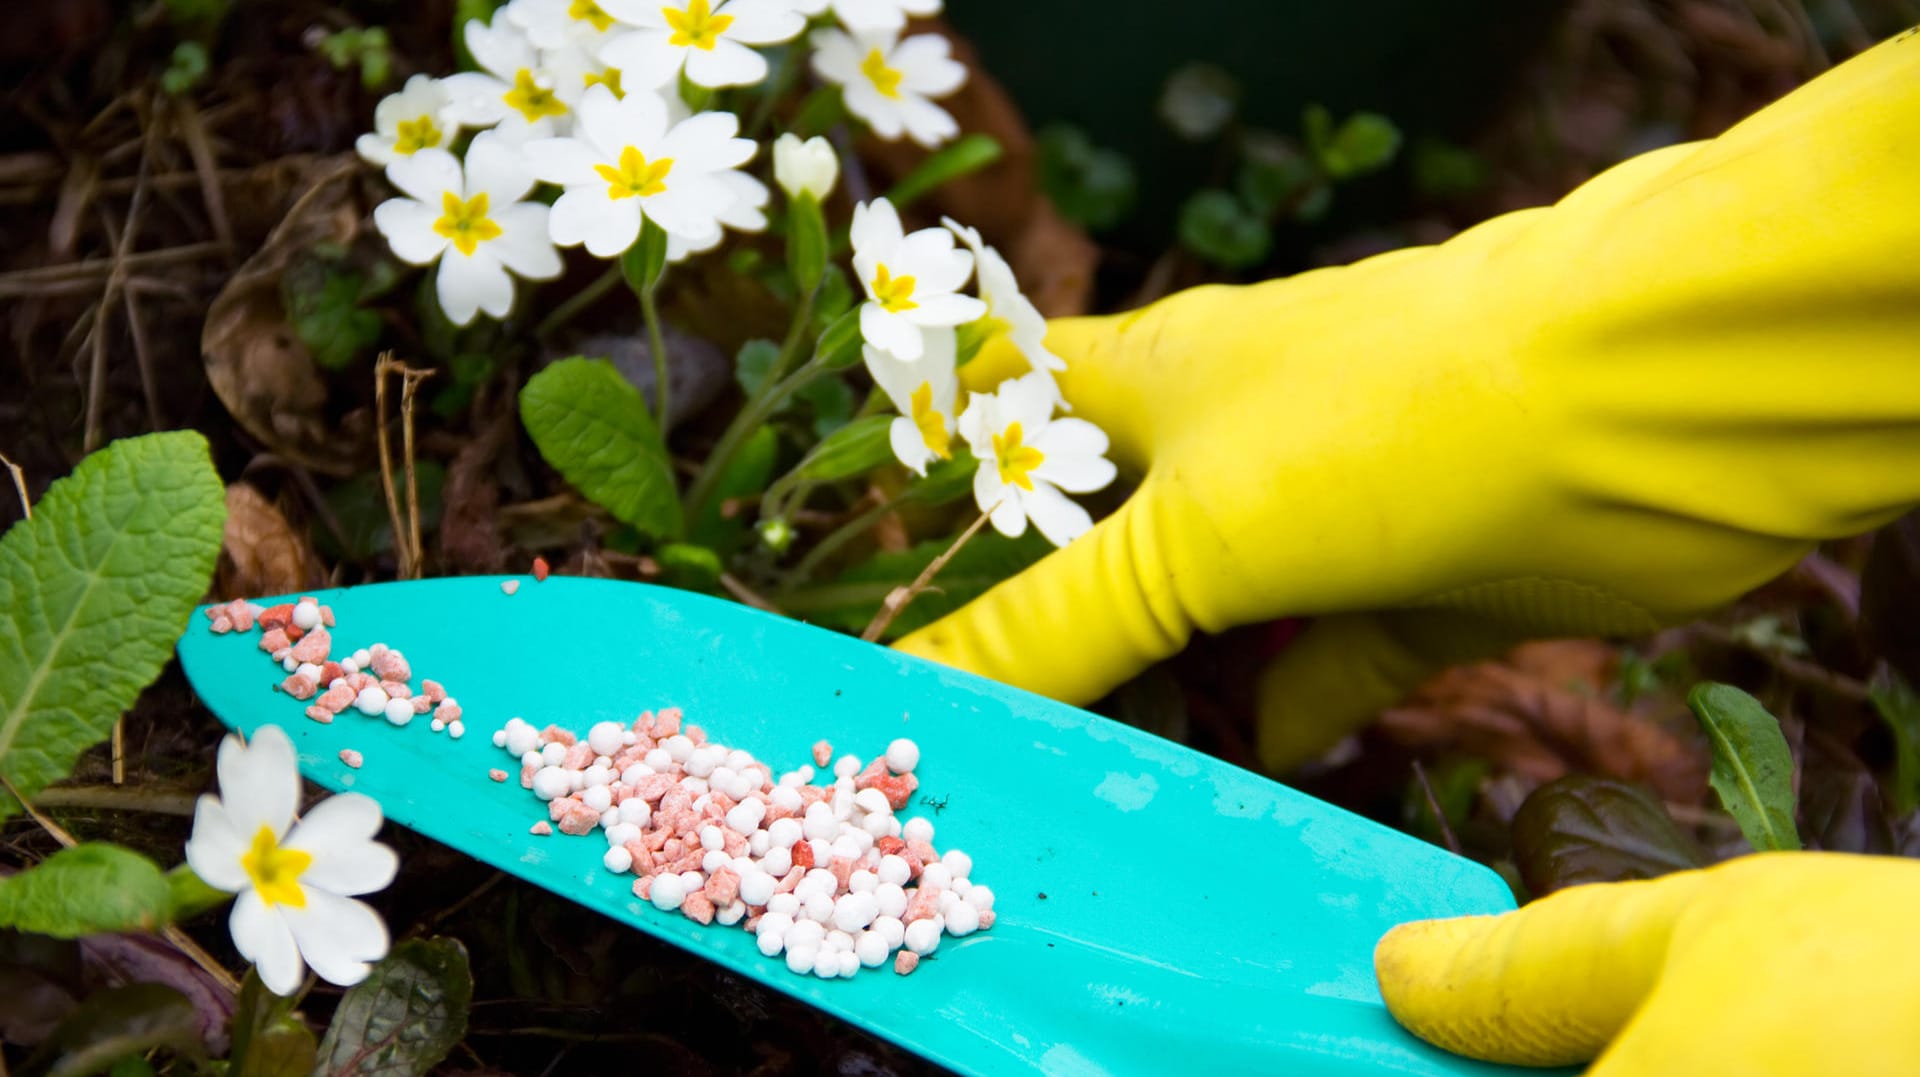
[487,711,994,978]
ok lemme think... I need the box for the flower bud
[773,134,838,201]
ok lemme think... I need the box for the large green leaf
[228,970,316,1077]
[784,529,1052,638]
[1511,776,1702,897]
[1686,683,1802,852]
[520,358,682,539]
[315,938,471,1077]
[0,431,225,818]
[0,844,173,938]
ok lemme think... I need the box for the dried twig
[374,354,436,579]
[861,510,993,642]
[1410,759,1463,855]
[0,451,28,520]
[719,573,783,614]
[29,785,197,816]
[168,97,234,253]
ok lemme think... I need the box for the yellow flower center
[595,145,674,199]
[394,114,443,155]
[664,0,733,50]
[909,383,951,459]
[869,263,917,313]
[993,421,1045,491]
[569,0,616,30]
[584,66,625,98]
[860,48,903,99]
[504,68,568,123]
[241,825,312,909]
[433,191,504,256]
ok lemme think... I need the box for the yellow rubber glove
[896,32,1920,771]
[1375,852,1920,1074]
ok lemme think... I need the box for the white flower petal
[218,726,298,840]
[845,85,906,140]
[464,132,537,204]
[607,86,671,153]
[808,28,861,82]
[284,793,399,897]
[599,0,668,28]
[492,203,564,278]
[437,72,512,127]
[230,890,304,996]
[862,303,923,360]
[721,0,805,43]
[684,37,768,88]
[988,487,1028,538]
[356,133,396,166]
[373,199,450,266]
[658,111,744,168]
[1033,445,1116,496]
[183,794,250,893]
[907,293,988,328]
[1000,370,1059,431]
[894,34,965,96]
[385,148,462,205]
[599,29,682,89]
[889,417,933,476]
[524,137,603,188]
[830,0,905,32]
[436,249,509,325]
[283,889,391,987]
[586,199,646,258]
[466,17,538,81]
[896,94,958,148]
[973,457,1006,514]
[1022,481,1093,547]
[850,197,904,259]
[715,171,769,231]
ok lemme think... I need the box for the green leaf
[1686,683,1802,851]
[1511,775,1702,897]
[885,134,1004,209]
[812,308,865,372]
[791,85,845,139]
[733,339,781,397]
[520,358,683,539]
[1307,107,1401,180]
[0,432,225,819]
[619,223,669,293]
[786,193,828,294]
[165,865,230,923]
[688,427,777,551]
[1158,63,1239,141]
[315,938,471,1077]
[657,543,723,591]
[1411,137,1488,200]
[1869,673,1920,815]
[24,983,201,1077]
[908,450,978,507]
[797,376,854,438]
[0,845,172,938]
[229,969,316,1077]
[1035,125,1136,231]
[1234,131,1315,218]
[784,529,1053,638]
[1177,190,1270,269]
[285,265,382,371]
[795,415,894,482]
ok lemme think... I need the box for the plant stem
[683,286,819,523]
[784,489,911,584]
[640,283,671,432]
[534,266,621,339]
[861,509,993,642]
[746,43,803,139]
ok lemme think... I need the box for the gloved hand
[1375,852,1920,1074]
[896,33,1920,771]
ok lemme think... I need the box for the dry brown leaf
[201,155,374,475]
[215,482,325,600]
[856,24,1097,318]
[1379,641,1707,803]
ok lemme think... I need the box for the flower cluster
[852,196,1113,546]
[361,0,1112,549]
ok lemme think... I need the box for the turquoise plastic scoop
[176,576,1521,1077]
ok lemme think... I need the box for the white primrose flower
[772,133,837,201]
[959,370,1116,546]
[440,18,572,139]
[943,216,1066,404]
[356,75,458,166]
[787,0,940,34]
[184,725,398,996]
[598,0,805,90]
[849,197,985,362]
[865,327,958,476]
[810,28,964,148]
[373,131,563,325]
[506,0,620,49]
[524,84,756,258]
[541,36,629,108]
[668,170,770,261]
